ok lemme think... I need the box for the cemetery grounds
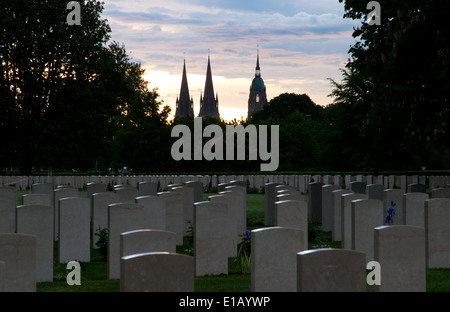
[15,188,450,292]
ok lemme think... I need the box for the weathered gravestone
[184,181,204,203]
[31,182,53,208]
[424,198,450,268]
[135,196,166,231]
[321,184,341,232]
[0,233,36,292]
[120,252,194,292]
[0,188,17,233]
[16,205,53,282]
[275,200,308,249]
[158,191,184,245]
[194,201,231,276]
[32,182,53,196]
[58,197,90,263]
[208,194,239,257]
[251,227,306,292]
[171,186,195,236]
[366,184,384,201]
[120,229,176,258]
[91,192,119,248]
[107,203,153,279]
[408,183,426,193]
[403,192,429,227]
[264,182,280,226]
[277,189,303,197]
[138,181,158,197]
[0,199,10,233]
[374,225,426,292]
[349,181,366,194]
[308,182,324,223]
[297,248,366,292]
[86,182,107,199]
[351,199,384,262]
[22,193,52,206]
[221,186,247,236]
[53,187,78,240]
[114,187,138,203]
[331,189,354,241]
[341,193,367,249]
[431,188,450,199]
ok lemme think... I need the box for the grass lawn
[12,189,450,292]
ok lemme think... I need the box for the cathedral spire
[255,45,261,77]
[198,52,220,119]
[248,45,267,120]
[175,56,194,118]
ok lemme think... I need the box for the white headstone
[374,225,426,292]
[91,192,119,248]
[58,197,90,263]
[251,227,305,292]
[425,198,450,268]
[194,201,231,276]
[16,204,53,282]
[403,192,428,227]
[321,184,341,232]
[351,199,384,262]
[341,193,367,249]
[120,229,176,258]
[0,233,36,292]
[53,187,78,240]
[107,203,153,279]
[135,196,166,231]
[158,191,184,245]
[275,200,308,249]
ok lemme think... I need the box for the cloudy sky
[100,0,361,121]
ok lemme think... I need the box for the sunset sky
[100,0,361,121]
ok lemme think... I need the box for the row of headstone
[305,181,450,271]
[264,183,306,225]
[0,180,204,289]
[107,183,201,280]
[0,225,427,292]
[5,174,448,193]
[340,194,450,270]
[249,224,426,292]
[120,183,203,291]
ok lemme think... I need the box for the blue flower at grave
[243,230,251,239]
[384,201,396,225]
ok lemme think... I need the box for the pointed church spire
[175,55,194,118]
[248,45,267,120]
[198,52,220,119]
[204,54,215,103]
[255,45,261,77]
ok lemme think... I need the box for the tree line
[1,0,448,175]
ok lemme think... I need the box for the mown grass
[12,188,450,292]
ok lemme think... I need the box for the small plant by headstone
[234,230,251,274]
[95,227,108,261]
